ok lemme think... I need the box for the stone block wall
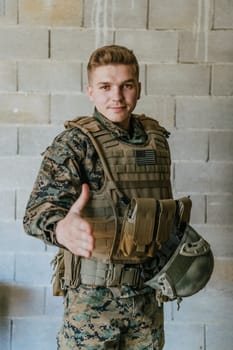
[0,1,232,349]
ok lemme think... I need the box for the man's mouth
[109,106,126,110]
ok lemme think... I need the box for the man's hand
[56,183,95,257]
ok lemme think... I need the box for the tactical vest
[51,115,213,298]
[64,114,173,265]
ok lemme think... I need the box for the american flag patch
[135,150,157,165]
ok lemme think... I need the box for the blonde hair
[87,45,139,82]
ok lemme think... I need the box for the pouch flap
[131,198,157,248]
[156,199,176,246]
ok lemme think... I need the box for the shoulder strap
[65,116,129,204]
[137,114,170,138]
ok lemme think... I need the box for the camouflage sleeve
[23,127,91,246]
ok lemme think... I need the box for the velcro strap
[64,250,80,289]
[128,198,156,252]
[156,199,176,247]
[178,197,192,227]
[80,259,143,288]
[80,259,108,285]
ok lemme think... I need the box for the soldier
[24,45,174,350]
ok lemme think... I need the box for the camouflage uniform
[24,110,166,350]
[57,286,164,350]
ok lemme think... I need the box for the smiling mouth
[109,106,126,110]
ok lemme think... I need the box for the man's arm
[23,129,95,257]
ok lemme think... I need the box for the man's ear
[137,82,141,100]
[87,85,94,101]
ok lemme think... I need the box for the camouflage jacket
[23,110,170,298]
[23,110,149,246]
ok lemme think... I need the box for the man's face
[87,64,141,130]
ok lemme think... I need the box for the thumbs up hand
[55,183,95,257]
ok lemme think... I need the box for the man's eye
[100,85,109,90]
[124,83,134,89]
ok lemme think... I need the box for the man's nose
[112,87,123,100]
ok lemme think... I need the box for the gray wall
[0,0,232,349]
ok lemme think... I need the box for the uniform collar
[93,109,147,145]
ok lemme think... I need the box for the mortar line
[174,98,177,128]
[16,61,19,92]
[81,62,84,93]
[204,194,207,223]
[206,131,210,162]
[204,324,207,350]
[47,92,51,124]
[16,126,19,155]
[10,319,13,350]
[144,64,148,96]
[209,64,212,96]
[81,0,85,27]
[146,0,150,30]
[48,29,51,59]
[14,189,17,220]
[17,0,19,24]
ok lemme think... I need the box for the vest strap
[79,259,144,288]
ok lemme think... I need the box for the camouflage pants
[57,285,164,350]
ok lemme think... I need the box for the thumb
[70,183,90,215]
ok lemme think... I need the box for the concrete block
[172,283,233,323]
[46,245,59,254]
[18,125,63,155]
[0,253,14,281]
[149,0,212,30]
[0,156,41,188]
[179,31,208,63]
[176,97,233,129]
[18,61,82,93]
[0,93,50,124]
[0,317,11,350]
[0,26,48,59]
[196,224,233,257]
[173,193,205,224]
[0,220,45,253]
[84,0,147,29]
[190,194,206,224]
[164,302,172,322]
[147,64,210,95]
[115,30,178,63]
[134,96,175,130]
[207,195,233,225]
[0,190,15,220]
[12,317,61,350]
[15,252,54,285]
[51,94,93,124]
[206,323,233,350]
[0,284,44,317]
[0,0,17,25]
[179,30,233,63]
[207,257,233,287]
[163,323,204,350]
[169,130,208,161]
[0,61,16,91]
[209,131,233,161]
[0,126,17,155]
[174,162,233,193]
[212,64,233,96]
[208,30,233,62]
[51,29,113,60]
[214,0,233,28]
[19,0,82,26]
[16,188,32,220]
[45,287,63,317]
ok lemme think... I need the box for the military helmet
[145,224,214,299]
